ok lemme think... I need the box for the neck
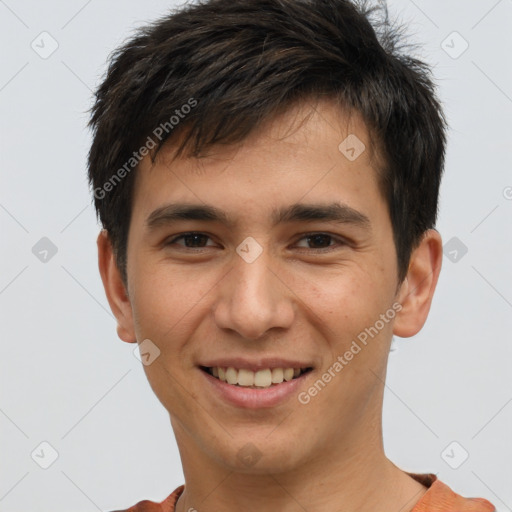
[172,416,427,512]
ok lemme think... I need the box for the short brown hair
[87,0,447,285]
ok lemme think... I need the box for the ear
[97,230,137,343]
[393,229,443,338]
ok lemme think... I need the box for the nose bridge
[213,242,294,339]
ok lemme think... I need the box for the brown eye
[295,233,347,251]
[305,234,332,249]
[166,232,214,248]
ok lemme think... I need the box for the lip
[199,366,313,409]
[198,358,313,372]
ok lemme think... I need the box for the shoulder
[409,474,496,512]
[108,485,185,512]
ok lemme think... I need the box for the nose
[212,247,295,340]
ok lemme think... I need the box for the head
[89,0,446,475]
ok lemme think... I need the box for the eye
[165,232,216,249]
[164,231,347,252]
[295,233,347,251]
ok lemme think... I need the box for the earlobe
[393,229,443,338]
[97,230,137,344]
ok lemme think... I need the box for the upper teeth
[210,367,305,388]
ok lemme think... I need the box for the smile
[200,366,313,389]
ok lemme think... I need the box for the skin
[98,98,443,512]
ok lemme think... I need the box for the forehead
[131,98,386,225]
[155,98,381,171]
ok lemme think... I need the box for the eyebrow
[145,201,372,232]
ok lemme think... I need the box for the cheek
[129,267,206,408]
[129,261,217,348]
[129,264,184,342]
[305,267,395,349]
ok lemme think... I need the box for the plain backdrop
[1,0,511,510]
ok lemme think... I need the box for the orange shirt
[112,473,496,512]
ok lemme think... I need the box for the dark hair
[88,0,447,286]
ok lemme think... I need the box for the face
[100,98,440,476]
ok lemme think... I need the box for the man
[88,0,496,510]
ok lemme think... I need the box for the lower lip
[200,368,312,409]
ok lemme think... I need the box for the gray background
[1,0,511,510]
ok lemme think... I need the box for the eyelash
[164,231,348,252]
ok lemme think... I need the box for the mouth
[199,365,313,389]
[197,361,314,410]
